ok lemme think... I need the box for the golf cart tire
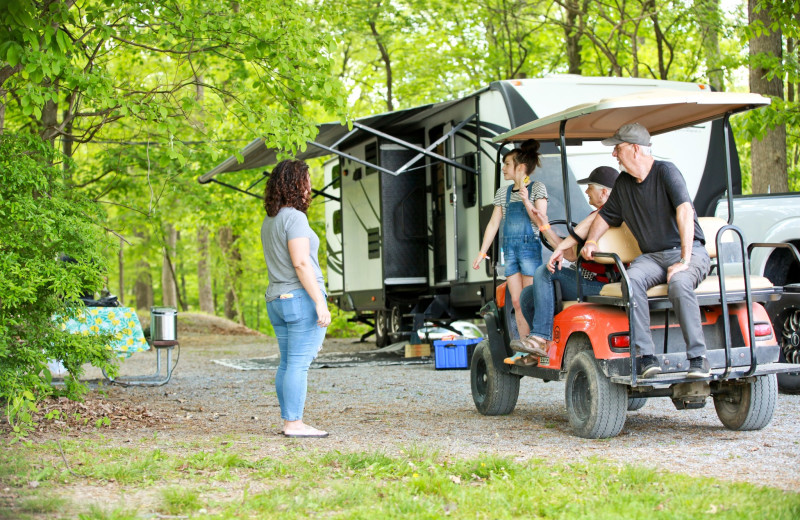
[565,350,627,439]
[471,340,520,416]
[713,374,777,431]
[627,397,648,411]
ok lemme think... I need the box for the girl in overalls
[473,139,548,343]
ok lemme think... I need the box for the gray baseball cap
[601,123,652,146]
[576,166,619,189]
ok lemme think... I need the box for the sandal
[504,352,539,367]
[511,336,548,357]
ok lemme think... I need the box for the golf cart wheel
[565,350,627,439]
[375,310,388,348]
[627,397,648,411]
[713,374,777,431]
[471,340,520,415]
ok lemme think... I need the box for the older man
[580,123,711,378]
[508,166,619,365]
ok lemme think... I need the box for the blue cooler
[433,338,482,370]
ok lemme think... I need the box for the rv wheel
[389,305,404,336]
[713,374,777,431]
[627,397,648,411]
[375,310,389,348]
[471,340,519,415]
[565,350,627,439]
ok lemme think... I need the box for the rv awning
[198,97,469,184]
[493,90,771,143]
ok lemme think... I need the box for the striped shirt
[493,182,548,222]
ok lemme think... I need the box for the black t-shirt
[598,160,704,254]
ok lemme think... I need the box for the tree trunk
[218,226,245,324]
[696,0,724,91]
[0,89,6,133]
[118,237,124,306]
[749,0,788,194]
[197,226,214,313]
[369,21,393,112]
[134,260,154,312]
[563,0,584,74]
[161,224,179,308]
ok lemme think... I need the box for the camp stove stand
[103,307,179,386]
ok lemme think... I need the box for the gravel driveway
[73,328,800,493]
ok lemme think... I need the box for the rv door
[429,123,459,285]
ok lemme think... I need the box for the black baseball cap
[576,166,619,189]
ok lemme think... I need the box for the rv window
[353,167,362,181]
[365,142,378,175]
[333,209,342,235]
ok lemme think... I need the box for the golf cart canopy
[493,90,771,143]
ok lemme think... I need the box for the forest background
[1,0,798,428]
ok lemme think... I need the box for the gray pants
[627,244,710,358]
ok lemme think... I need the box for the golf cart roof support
[351,121,478,176]
[558,118,584,302]
[722,113,735,225]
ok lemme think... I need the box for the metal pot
[150,307,177,341]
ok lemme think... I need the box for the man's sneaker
[687,356,711,378]
[638,355,662,378]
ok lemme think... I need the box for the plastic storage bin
[433,338,482,370]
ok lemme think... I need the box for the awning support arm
[306,141,397,176]
[209,179,264,200]
[394,114,479,175]
[352,121,477,175]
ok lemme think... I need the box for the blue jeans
[520,264,606,340]
[266,288,327,421]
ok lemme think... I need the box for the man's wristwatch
[679,257,688,265]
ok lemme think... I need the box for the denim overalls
[502,184,542,276]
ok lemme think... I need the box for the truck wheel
[713,374,777,431]
[375,310,388,348]
[565,350,627,438]
[771,303,800,394]
[471,340,520,416]
[627,397,648,411]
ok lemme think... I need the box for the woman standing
[261,159,331,438]
[472,139,548,344]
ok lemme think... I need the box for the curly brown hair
[264,159,311,217]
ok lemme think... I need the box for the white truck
[715,194,800,392]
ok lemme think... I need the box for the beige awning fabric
[492,90,771,143]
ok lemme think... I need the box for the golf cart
[470,90,800,439]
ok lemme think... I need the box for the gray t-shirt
[599,160,704,254]
[261,207,324,302]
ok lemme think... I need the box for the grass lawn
[1,436,798,519]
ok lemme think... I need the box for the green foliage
[0,133,117,435]
[6,440,800,519]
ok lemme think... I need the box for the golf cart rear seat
[581,217,781,309]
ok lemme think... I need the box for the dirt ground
[10,312,800,502]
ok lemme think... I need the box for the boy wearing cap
[580,123,712,379]
[507,166,620,365]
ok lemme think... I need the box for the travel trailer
[199,76,740,347]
